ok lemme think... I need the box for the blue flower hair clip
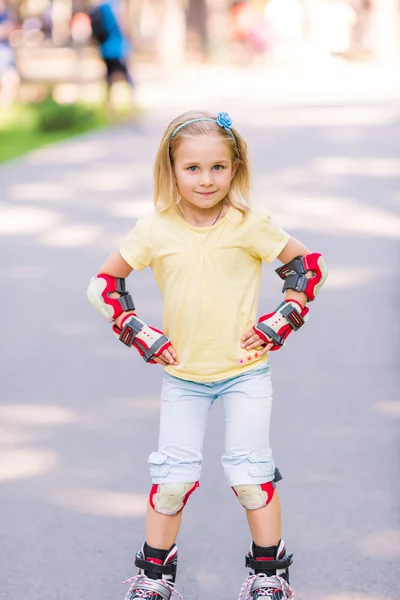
[170,112,235,139]
[216,112,233,130]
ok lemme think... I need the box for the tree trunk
[204,0,231,59]
[186,0,207,58]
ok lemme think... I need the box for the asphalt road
[1,62,399,600]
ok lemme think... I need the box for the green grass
[0,128,84,163]
[0,99,109,163]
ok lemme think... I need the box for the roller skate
[238,539,295,600]
[124,543,184,600]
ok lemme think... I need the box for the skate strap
[245,553,293,571]
[134,555,175,575]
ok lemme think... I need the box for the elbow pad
[87,274,135,322]
[275,253,328,301]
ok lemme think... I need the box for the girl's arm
[98,251,133,281]
[88,252,178,366]
[97,252,134,329]
[242,237,327,353]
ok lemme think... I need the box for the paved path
[1,62,399,600]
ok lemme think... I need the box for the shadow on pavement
[0,100,399,600]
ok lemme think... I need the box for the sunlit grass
[0,99,109,163]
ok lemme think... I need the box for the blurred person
[71,11,92,45]
[41,3,53,39]
[88,0,134,114]
[0,0,19,104]
[87,110,328,600]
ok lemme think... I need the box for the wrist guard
[87,274,135,322]
[254,299,309,351]
[276,253,327,301]
[113,314,171,363]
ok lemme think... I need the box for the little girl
[87,110,328,600]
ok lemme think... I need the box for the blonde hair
[153,110,252,213]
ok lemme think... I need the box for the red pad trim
[120,313,135,328]
[260,481,275,505]
[180,481,199,512]
[286,298,303,310]
[149,482,200,513]
[96,274,126,320]
[149,484,158,510]
[302,253,325,301]
[231,481,276,506]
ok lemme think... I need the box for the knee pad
[149,482,199,515]
[232,482,275,510]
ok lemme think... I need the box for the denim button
[249,451,258,461]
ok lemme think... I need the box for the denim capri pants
[148,363,275,487]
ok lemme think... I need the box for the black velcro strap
[273,467,283,482]
[282,273,308,295]
[256,323,284,346]
[245,553,293,571]
[275,256,306,279]
[143,335,169,362]
[134,556,175,575]
[115,278,128,294]
[119,316,143,347]
[118,293,135,312]
[115,278,135,313]
[276,256,308,294]
[280,303,304,331]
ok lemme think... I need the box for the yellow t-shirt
[119,206,290,382]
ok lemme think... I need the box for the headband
[170,112,234,139]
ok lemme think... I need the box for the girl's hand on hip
[153,346,179,366]
[241,330,274,354]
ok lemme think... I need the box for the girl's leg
[125,377,214,599]
[146,503,183,550]
[221,365,281,542]
[220,366,294,597]
[245,488,281,547]
[145,374,215,548]
[220,364,276,517]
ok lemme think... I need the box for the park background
[1,2,400,600]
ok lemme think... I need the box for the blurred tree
[186,0,207,58]
[205,0,230,58]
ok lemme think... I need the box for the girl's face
[173,135,237,211]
